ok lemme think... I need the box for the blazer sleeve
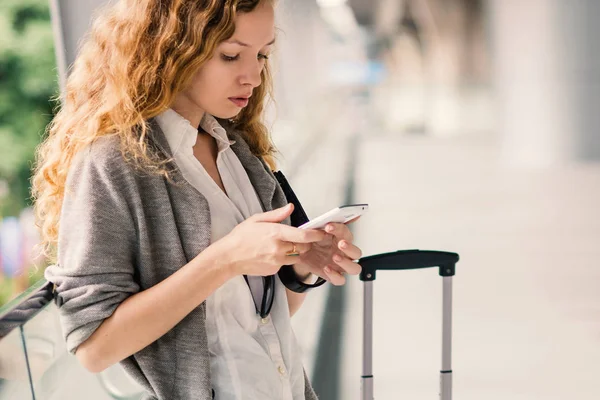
[45,140,140,354]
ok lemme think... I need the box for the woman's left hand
[292,221,363,286]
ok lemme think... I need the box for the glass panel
[22,303,145,400]
[0,327,34,400]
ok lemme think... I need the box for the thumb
[253,203,294,223]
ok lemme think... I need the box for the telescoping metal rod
[362,280,374,400]
[358,250,458,399]
[440,276,453,400]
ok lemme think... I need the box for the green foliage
[0,0,59,217]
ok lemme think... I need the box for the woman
[32,0,362,399]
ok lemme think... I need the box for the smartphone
[299,204,369,230]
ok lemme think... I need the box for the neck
[171,96,205,129]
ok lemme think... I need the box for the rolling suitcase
[358,249,459,400]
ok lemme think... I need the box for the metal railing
[0,279,144,400]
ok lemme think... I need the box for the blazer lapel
[228,130,279,212]
[146,118,191,186]
[145,118,211,262]
[147,118,173,158]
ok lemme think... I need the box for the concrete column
[49,0,109,91]
[489,0,600,167]
[557,1,600,161]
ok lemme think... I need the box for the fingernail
[333,255,342,262]
[340,241,347,249]
[324,266,331,274]
[326,225,334,232]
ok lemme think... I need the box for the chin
[210,108,241,120]
[204,104,242,119]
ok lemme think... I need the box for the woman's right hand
[216,203,327,277]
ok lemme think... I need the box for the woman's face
[174,1,275,123]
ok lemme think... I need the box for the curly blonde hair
[32,0,276,260]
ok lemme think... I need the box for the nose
[239,59,263,88]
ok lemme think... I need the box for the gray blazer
[45,120,319,400]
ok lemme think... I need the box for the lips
[228,94,251,108]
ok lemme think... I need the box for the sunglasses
[243,274,275,319]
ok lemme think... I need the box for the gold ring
[285,243,300,257]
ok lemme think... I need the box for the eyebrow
[225,38,276,47]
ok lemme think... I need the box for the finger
[277,225,327,243]
[345,216,361,225]
[299,264,328,280]
[332,254,362,276]
[324,223,354,242]
[282,255,307,265]
[295,242,312,254]
[337,240,362,260]
[281,242,312,255]
[251,203,294,223]
[322,262,345,276]
[323,265,346,286]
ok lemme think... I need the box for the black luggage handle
[359,249,459,281]
[359,249,459,400]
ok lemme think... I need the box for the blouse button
[278,365,286,376]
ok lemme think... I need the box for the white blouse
[155,109,306,400]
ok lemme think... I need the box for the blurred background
[0,0,598,399]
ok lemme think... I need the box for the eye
[221,53,239,62]
[258,53,269,61]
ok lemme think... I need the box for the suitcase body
[358,250,459,400]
